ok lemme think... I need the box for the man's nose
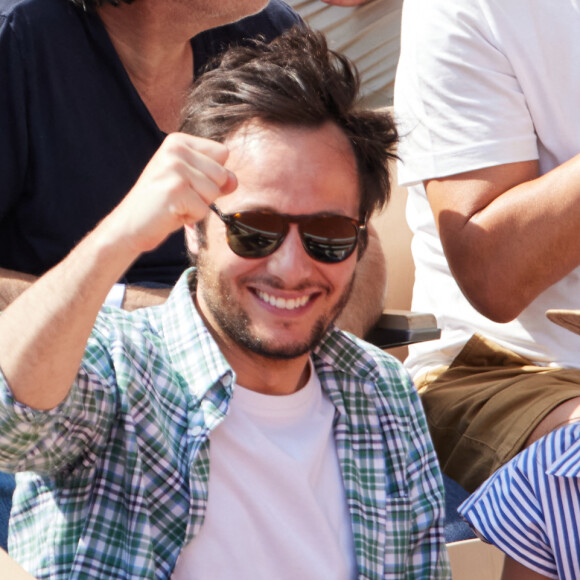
[264,225,314,283]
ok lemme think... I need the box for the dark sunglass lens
[302,216,359,263]
[227,211,285,258]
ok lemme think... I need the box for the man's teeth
[256,290,310,310]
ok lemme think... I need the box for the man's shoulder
[237,0,302,36]
[0,0,83,44]
[0,0,29,17]
[317,329,412,390]
[210,1,301,43]
[91,277,205,360]
[1,0,72,21]
[192,1,301,74]
[90,304,165,356]
[316,332,426,440]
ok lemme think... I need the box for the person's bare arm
[0,133,235,411]
[335,223,387,338]
[120,285,171,310]
[426,155,580,322]
[0,268,36,311]
[501,556,551,580]
[0,225,143,411]
[0,268,171,311]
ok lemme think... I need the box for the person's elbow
[440,225,535,323]
[454,265,534,324]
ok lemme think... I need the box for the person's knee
[525,396,580,446]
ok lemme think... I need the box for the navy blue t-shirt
[0,0,301,285]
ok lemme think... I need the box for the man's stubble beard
[195,254,355,360]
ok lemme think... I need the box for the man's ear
[184,224,200,256]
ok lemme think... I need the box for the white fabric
[104,283,125,308]
[287,0,402,108]
[394,0,580,376]
[172,361,356,580]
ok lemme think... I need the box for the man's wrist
[104,283,126,308]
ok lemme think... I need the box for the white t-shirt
[172,362,357,580]
[286,0,402,107]
[394,0,580,376]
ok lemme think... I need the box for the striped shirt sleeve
[460,425,580,579]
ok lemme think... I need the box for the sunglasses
[209,204,366,264]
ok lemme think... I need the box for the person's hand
[104,132,237,256]
[0,132,237,412]
[321,0,369,6]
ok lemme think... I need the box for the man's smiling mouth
[255,289,312,311]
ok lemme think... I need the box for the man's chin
[237,336,315,361]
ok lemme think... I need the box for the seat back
[373,158,414,312]
[370,154,414,360]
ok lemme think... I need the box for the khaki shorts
[416,333,580,492]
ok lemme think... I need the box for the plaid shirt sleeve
[0,313,121,475]
[0,302,198,579]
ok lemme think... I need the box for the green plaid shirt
[0,270,450,579]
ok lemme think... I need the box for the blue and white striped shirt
[459,422,580,579]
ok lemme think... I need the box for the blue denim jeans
[0,471,14,550]
[443,474,475,542]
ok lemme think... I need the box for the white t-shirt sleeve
[394,0,539,186]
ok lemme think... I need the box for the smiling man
[192,122,361,386]
[0,27,449,579]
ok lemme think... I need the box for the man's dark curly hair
[69,0,135,10]
[180,25,399,228]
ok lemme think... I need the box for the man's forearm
[427,154,580,322]
[0,221,142,411]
